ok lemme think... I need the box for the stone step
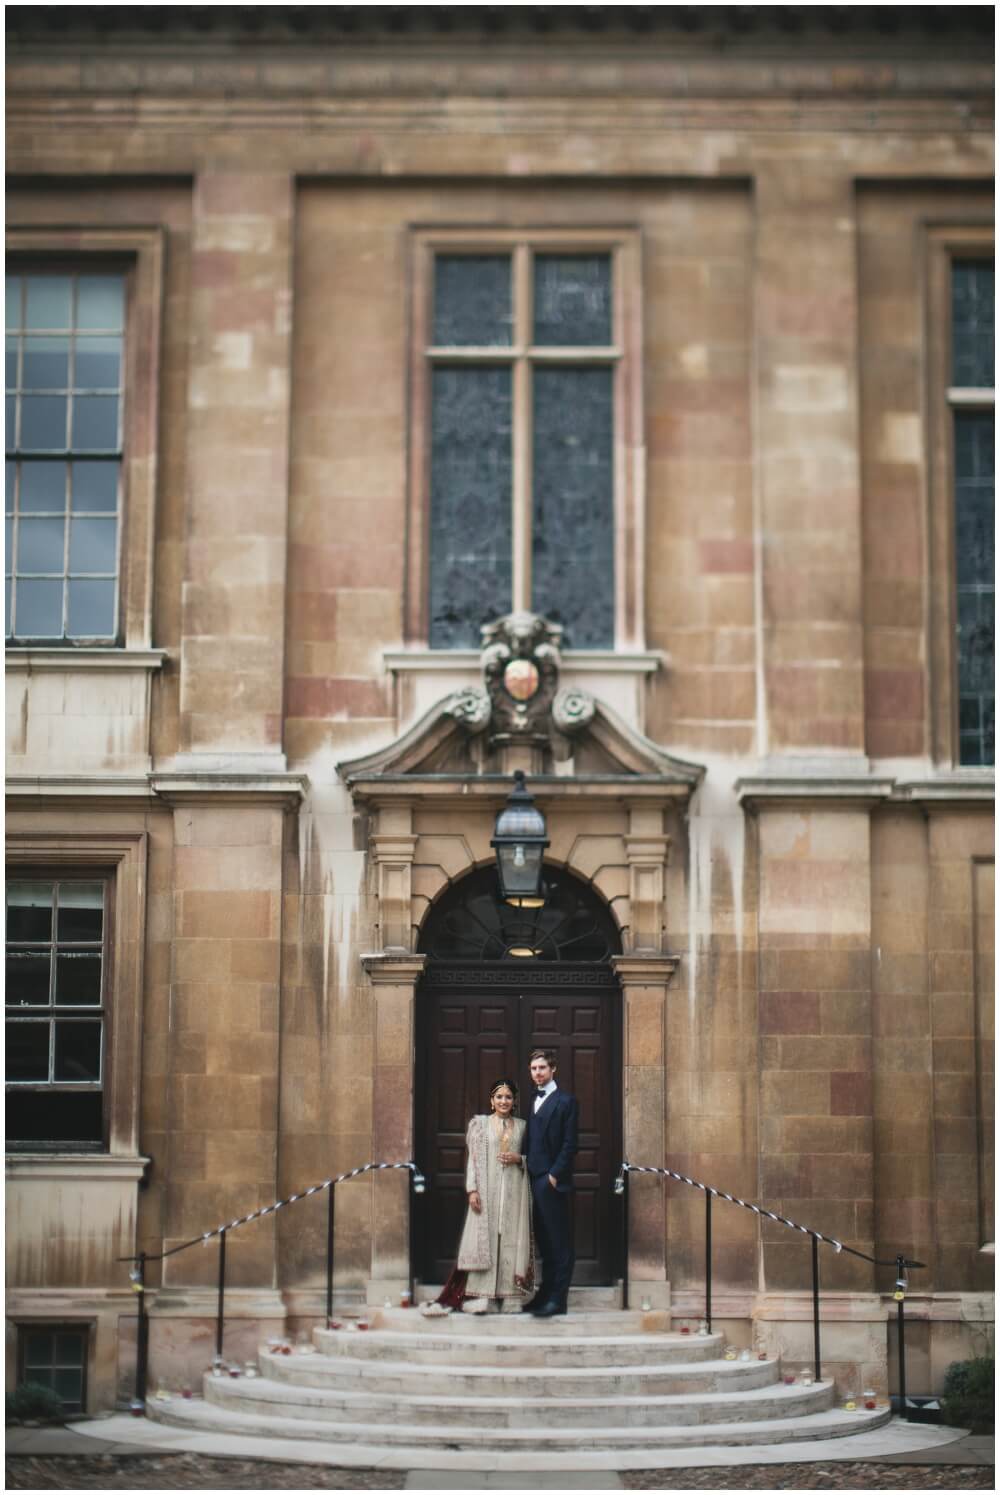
[358,1307,675,1337]
[415,1283,625,1310]
[202,1371,834,1429]
[263,1349,779,1398]
[148,1394,891,1452]
[313,1326,723,1367]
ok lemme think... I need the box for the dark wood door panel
[416,975,620,1286]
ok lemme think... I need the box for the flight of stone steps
[146,1302,891,1460]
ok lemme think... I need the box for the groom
[522,1047,579,1317]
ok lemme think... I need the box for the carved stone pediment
[337,611,703,791]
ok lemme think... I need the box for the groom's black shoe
[520,1297,541,1314]
[532,1300,567,1317]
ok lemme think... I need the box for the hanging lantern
[491,770,549,906]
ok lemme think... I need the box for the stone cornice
[737,768,994,810]
[347,776,695,805]
[6,772,309,809]
[5,647,167,672]
[6,1153,149,1181]
[385,648,665,676]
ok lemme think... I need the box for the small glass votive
[757,1351,768,1361]
[181,1386,193,1399]
[697,1320,708,1336]
[210,1357,224,1377]
[357,1317,369,1331]
[680,1325,690,1335]
[783,1372,796,1385]
[800,1370,814,1387]
[843,1396,857,1412]
[400,1289,412,1308]
[227,1365,241,1378]
[739,1348,751,1362]
[863,1388,877,1410]
[640,1296,652,1312]
[244,1361,258,1379]
[724,1348,737,1362]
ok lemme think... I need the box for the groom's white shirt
[533,1079,557,1113]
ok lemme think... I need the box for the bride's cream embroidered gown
[456,1113,532,1313]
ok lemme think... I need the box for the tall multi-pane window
[5,271,125,642]
[5,878,108,1147]
[950,261,994,765]
[425,245,620,649]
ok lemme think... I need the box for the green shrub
[5,1380,66,1424]
[941,1356,995,1433]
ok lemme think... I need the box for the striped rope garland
[618,1162,921,1268]
[121,1161,423,1264]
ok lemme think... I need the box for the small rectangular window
[6,877,108,1147]
[5,270,124,642]
[422,238,626,650]
[950,260,995,766]
[18,1324,88,1413]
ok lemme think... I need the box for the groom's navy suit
[524,1085,579,1310]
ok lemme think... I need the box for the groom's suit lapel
[534,1089,560,1138]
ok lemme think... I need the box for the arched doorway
[414,864,623,1287]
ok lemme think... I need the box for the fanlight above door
[417,865,620,964]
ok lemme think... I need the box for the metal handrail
[616,1160,925,1417]
[121,1159,425,1410]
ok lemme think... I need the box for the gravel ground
[5,1455,406,1490]
[622,1466,995,1490]
[5,1457,995,1492]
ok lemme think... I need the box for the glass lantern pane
[531,366,614,647]
[428,366,513,647]
[6,336,18,389]
[432,256,512,347]
[533,254,612,346]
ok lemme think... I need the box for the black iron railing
[119,1160,425,1410]
[616,1161,925,1417]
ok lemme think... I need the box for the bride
[427,1078,533,1314]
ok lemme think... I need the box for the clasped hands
[468,1151,522,1214]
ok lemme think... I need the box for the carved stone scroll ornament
[552,685,596,736]
[480,611,563,742]
[444,686,491,734]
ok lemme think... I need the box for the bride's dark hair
[489,1078,519,1106]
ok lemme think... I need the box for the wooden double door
[414,967,621,1286]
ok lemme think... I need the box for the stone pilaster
[612,954,679,1309]
[369,802,418,952]
[178,171,293,769]
[624,802,671,953]
[754,165,866,757]
[361,953,426,1302]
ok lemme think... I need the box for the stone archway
[343,612,703,1307]
[413,863,623,1286]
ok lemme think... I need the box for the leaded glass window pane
[6,270,123,641]
[954,409,994,766]
[428,367,513,647]
[432,256,512,347]
[533,254,612,347]
[951,261,995,388]
[531,367,614,647]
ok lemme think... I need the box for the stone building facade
[5,6,994,1413]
